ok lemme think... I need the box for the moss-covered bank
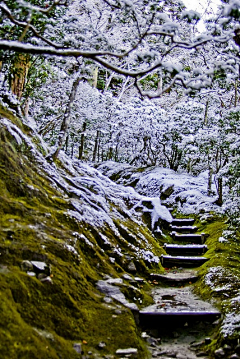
[0,107,168,358]
[191,215,240,356]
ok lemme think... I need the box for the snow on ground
[98,161,221,215]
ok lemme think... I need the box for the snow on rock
[221,289,240,337]
[132,196,172,230]
[205,266,240,338]
[205,266,228,289]
[221,312,240,337]
[218,236,228,243]
[150,197,172,225]
[0,118,168,267]
[98,162,220,215]
[139,249,159,264]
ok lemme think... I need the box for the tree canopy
[1,0,239,95]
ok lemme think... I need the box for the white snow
[0,117,172,266]
[218,236,228,243]
[133,167,218,215]
[221,312,240,337]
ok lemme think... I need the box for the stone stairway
[161,218,209,268]
[139,217,221,334]
[163,244,207,256]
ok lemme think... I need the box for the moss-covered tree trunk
[10,54,31,100]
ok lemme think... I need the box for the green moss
[0,266,149,357]
[0,273,80,359]
[0,104,24,129]
[193,217,227,298]
[0,117,156,358]
[190,216,240,355]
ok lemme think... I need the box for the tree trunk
[186,159,191,173]
[215,177,223,206]
[204,99,209,126]
[71,138,74,158]
[234,79,238,107]
[50,74,82,161]
[92,130,100,162]
[92,67,98,88]
[78,121,87,160]
[118,76,130,101]
[104,72,114,93]
[114,142,119,162]
[65,134,69,153]
[158,74,163,94]
[10,54,31,100]
[97,134,101,162]
[207,167,213,196]
[107,146,113,160]
[23,97,30,117]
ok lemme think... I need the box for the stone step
[171,233,206,244]
[164,244,208,256]
[139,310,221,329]
[170,225,198,233]
[150,271,199,285]
[161,255,209,268]
[172,218,195,226]
[139,287,221,330]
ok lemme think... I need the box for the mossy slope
[0,112,166,358]
[192,216,240,354]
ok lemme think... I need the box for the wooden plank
[161,255,209,268]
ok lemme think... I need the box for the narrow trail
[139,217,221,359]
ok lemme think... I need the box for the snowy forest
[1,0,240,358]
[1,0,240,219]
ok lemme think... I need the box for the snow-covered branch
[0,3,62,48]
